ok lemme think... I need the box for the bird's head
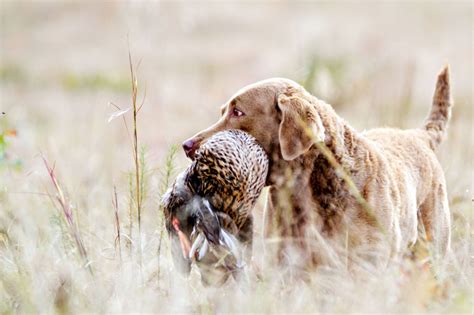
[162,184,243,286]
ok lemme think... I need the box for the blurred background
[1,1,472,180]
[0,1,472,313]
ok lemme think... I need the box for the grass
[1,59,470,313]
[0,64,472,314]
[0,2,472,314]
[106,51,148,279]
[60,72,130,93]
[42,156,92,275]
[0,64,27,84]
[1,63,129,92]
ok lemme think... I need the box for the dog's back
[362,66,452,256]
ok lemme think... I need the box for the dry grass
[0,2,472,314]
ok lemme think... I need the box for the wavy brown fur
[184,66,452,271]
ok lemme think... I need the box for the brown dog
[182,67,452,270]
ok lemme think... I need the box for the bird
[161,129,268,286]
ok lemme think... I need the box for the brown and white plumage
[162,129,268,286]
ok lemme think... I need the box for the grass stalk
[42,156,93,275]
[107,50,147,268]
[128,173,133,257]
[112,186,122,264]
[156,145,178,282]
[128,51,142,241]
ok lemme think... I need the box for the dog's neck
[268,102,364,187]
[267,101,369,235]
[320,109,362,173]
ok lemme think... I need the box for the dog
[182,66,452,271]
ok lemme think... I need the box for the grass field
[0,2,472,313]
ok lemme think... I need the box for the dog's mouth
[183,139,204,160]
[264,168,273,187]
[185,148,197,160]
[184,138,206,160]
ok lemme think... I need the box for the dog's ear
[277,92,325,160]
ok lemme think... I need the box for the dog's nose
[182,139,196,158]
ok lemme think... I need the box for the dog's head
[183,79,326,170]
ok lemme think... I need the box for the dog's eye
[232,108,245,117]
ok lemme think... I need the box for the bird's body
[162,129,268,286]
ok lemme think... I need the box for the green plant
[156,144,178,281]
[42,156,92,275]
[61,72,129,92]
[108,51,148,275]
[0,118,22,171]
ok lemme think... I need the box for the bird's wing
[195,199,222,245]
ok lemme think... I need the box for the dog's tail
[423,65,453,150]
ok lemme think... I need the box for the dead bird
[162,129,268,286]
